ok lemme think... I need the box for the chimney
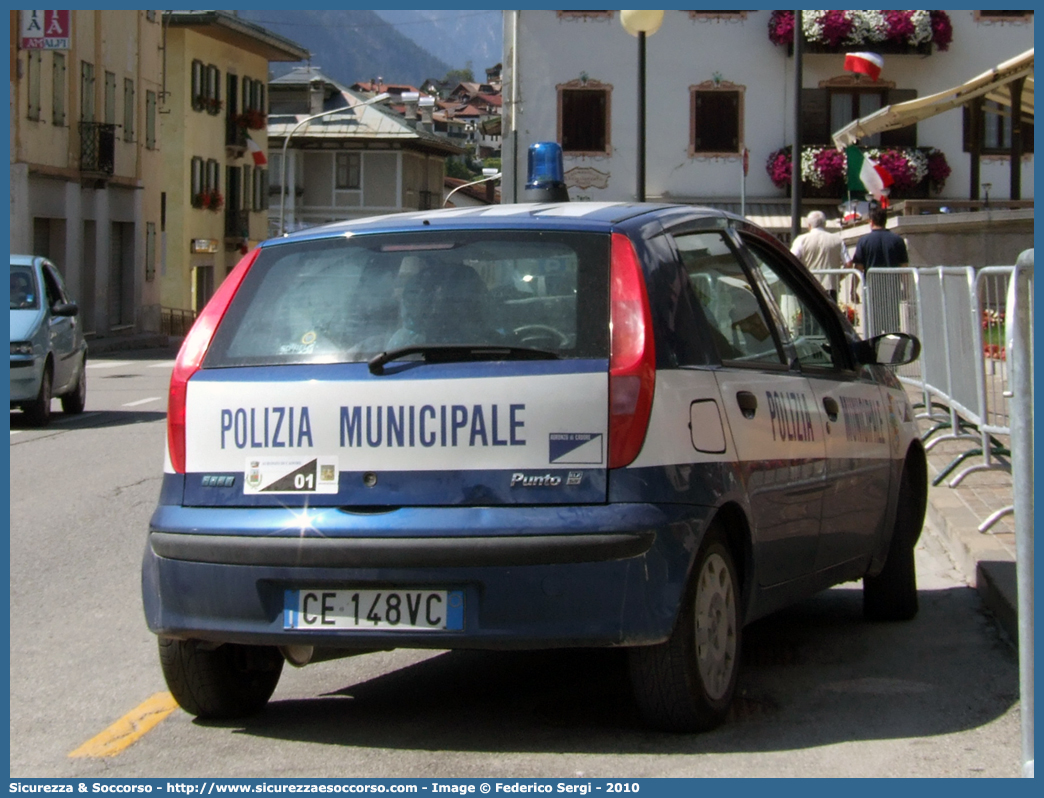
[401,91,420,128]
[308,76,324,116]
[419,95,435,133]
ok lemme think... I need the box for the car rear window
[10,265,40,311]
[204,230,610,368]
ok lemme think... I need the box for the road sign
[20,10,71,50]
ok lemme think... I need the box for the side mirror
[51,301,79,318]
[853,332,921,366]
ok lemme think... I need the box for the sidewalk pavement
[86,332,180,355]
[912,390,1019,645]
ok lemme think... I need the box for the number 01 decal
[243,456,339,494]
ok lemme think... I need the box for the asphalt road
[9,349,1021,778]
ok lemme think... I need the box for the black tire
[629,527,741,732]
[159,638,284,719]
[61,358,87,414]
[23,363,53,427]
[863,464,924,621]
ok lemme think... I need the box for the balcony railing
[225,208,250,239]
[161,307,197,337]
[80,122,116,175]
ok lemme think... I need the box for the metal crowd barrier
[810,268,866,336]
[838,262,1033,500]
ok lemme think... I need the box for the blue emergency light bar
[524,142,569,203]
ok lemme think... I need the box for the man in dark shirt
[852,205,909,272]
[852,205,909,335]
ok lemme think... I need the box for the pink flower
[766,147,792,189]
[819,10,854,48]
[884,10,915,43]
[926,150,951,193]
[930,10,952,51]
[813,148,846,188]
[875,150,919,190]
[768,10,794,46]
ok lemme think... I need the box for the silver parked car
[10,255,87,426]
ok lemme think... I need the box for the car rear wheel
[159,638,284,719]
[628,526,741,732]
[23,363,53,427]
[60,358,87,414]
[863,463,923,621]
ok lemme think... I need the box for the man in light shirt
[790,210,846,299]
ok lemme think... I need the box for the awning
[832,48,1034,149]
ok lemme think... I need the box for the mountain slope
[236,9,452,88]
[373,10,503,76]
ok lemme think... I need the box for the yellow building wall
[11,10,164,333]
[160,26,274,313]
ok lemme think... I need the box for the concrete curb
[924,486,1018,645]
[976,561,1018,644]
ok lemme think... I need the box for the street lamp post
[276,92,390,236]
[620,10,663,203]
[791,9,803,242]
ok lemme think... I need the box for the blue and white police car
[143,156,926,732]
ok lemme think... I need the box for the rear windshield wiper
[368,344,560,375]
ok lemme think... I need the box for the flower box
[235,109,267,130]
[769,10,952,54]
[767,145,951,199]
[193,190,224,211]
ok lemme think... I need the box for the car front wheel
[159,638,284,719]
[61,358,87,414]
[628,526,741,732]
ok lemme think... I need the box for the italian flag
[844,52,884,81]
[846,146,893,203]
[246,136,267,167]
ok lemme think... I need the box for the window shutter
[801,89,829,145]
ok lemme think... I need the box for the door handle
[822,396,839,422]
[736,390,758,419]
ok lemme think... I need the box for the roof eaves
[164,10,309,62]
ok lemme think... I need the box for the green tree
[445,158,475,180]
[442,62,474,86]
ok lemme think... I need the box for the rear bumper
[142,502,712,649]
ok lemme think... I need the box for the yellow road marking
[69,692,179,758]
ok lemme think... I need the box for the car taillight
[167,248,260,474]
[609,232,656,469]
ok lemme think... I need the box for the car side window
[744,242,845,371]
[672,230,785,366]
[41,267,64,309]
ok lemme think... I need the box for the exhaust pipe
[279,645,390,668]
